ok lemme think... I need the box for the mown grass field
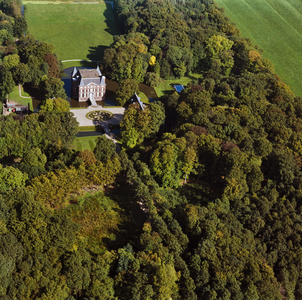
[215,0,302,96]
[25,3,120,67]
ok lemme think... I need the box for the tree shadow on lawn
[186,74,203,83]
[86,3,120,62]
[103,2,121,36]
[86,45,109,63]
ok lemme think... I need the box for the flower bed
[86,110,113,121]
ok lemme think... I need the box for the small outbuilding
[130,93,146,110]
[173,84,185,93]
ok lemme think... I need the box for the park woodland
[1,0,302,299]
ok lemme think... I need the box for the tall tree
[0,67,15,100]
[93,135,116,163]
[39,76,66,100]
[115,79,139,106]
[13,16,27,38]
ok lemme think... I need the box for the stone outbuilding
[130,93,146,110]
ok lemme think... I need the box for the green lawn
[78,126,99,131]
[71,135,101,151]
[154,74,203,97]
[138,92,150,104]
[215,0,302,96]
[23,1,102,3]
[8,86,33,110]
[25,3,120,65]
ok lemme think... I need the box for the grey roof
[76,68,106,87]
[72,66,77,77]
[83,78,102,86]
[79,69,100,79]
[97,65,102,76]
[133,92,145,111]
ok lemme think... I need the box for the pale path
[62,59,99,63]
[19,85,32,98]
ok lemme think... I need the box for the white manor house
[71,66,106,104]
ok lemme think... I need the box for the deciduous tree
[39,76,66,100]
[115,79,139,106]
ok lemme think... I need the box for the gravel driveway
[70,106,125,127]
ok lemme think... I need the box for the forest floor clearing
[71,135,101,151]
[155,74,203,97]
[215,0,302,96]
[25,3,120,63]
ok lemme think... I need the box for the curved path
[61,59,99,63]
[19,84,32,98]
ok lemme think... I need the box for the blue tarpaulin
[174,85,184,93]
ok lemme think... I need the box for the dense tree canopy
[40,97,70,112]
[0,3,64,103]
[2,0,302,299]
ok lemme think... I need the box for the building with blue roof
[174,85,185,93]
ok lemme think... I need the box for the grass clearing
[8,86,33,110]
[71,135,101,151]
[154,74,203,97]
[25,3,120,64]
[64,191,123,253]
[62,60,97,69]
[138,92,150,104]
[78,126,99,131]
[62,185,145,252]
[215,0,302,96]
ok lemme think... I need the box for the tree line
[0,0,66,105]
[1,0,302,299]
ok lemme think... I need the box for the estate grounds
[25,2,120,68]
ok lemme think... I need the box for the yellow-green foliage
[0,164,28,194]
[27,160,121,209]
[27,166,87,208]
[64,192,123,253]
[86,157,121,186]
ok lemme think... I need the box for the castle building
[71,66,106,103]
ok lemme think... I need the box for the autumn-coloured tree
[43,53,61,78]
[78,149,97,166]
